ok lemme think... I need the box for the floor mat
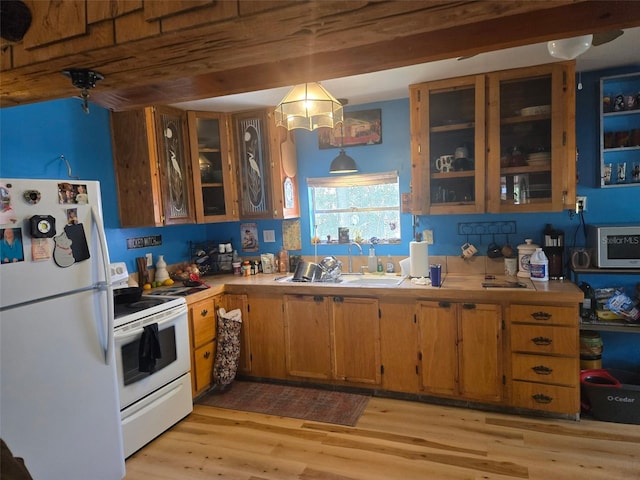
[196,381,370,426]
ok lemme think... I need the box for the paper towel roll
[410,241,429,277]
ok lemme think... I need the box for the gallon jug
[516,239,539,278]
[529,248,549,282]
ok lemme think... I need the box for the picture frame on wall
[318,109,382,149]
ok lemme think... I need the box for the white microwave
[586,225,640,268]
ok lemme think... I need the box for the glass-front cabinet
[187,111,239,222]
[486,63,575,213]
[409,75,486,214]
[599,72,640,187]
[410,62,575,215]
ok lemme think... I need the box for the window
[307,171,400,244]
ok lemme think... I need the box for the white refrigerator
[0,178,125,479]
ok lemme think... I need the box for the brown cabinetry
[244,293,287,379]
[508,304,579,415]
[111,106,195,227]
[186,111,239,222]
[418,300,503,402]
[232,109,300,219]
[379,300,420,393]
[487,62,576,212]
[410,75,486,214]
[188,295,219,397]
[283,294,381,385]
[410,62,575,215]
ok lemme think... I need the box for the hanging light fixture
[61,68,104,114]
[274,82,343,131]
[547,35,593,60]
[329,117,358,174]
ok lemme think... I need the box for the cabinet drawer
[510,305,578,326]
[511,380,579,414]
[193,341,216,393]
[191,300,216,347]
[511,353,578,386]
[511,324,578,356]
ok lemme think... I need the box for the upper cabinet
[186,111,239,223]
[410,62,575,215]
[486,62,575,213]
[410,75,486,214]
[232,109,300,219]
[111,106,195,227]
[599,72,640,188]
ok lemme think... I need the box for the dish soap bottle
[368,246,377,273]
[377,257,383,273]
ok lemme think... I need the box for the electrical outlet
[576,196,587,213]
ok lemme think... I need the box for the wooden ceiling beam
[2,0,639,111]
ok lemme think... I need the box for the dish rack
[189,241,234,275]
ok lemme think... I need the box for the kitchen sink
[275,274,405,287]
[336,274,406,287]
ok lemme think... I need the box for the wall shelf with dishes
[599,72,640,188]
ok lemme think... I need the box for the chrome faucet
[347,242,363,273]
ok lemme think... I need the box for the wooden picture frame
[318,109,382,149]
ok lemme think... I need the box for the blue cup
[430,264,442,287]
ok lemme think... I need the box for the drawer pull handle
[532,336,552,346]
[532,365,553,375]
[313,295,324,302]
[462,303,476,310]
[200,309,208,316]
[203,351,211,359]
[438,301,451,308]
[532,393,553,404]
[531,311,552,321]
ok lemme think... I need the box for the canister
[517,239,539,278]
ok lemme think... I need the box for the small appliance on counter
[542,224,565,279]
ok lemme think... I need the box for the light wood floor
[124,397,640,479]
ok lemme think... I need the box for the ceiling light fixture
[547,34,593,60]
[274,82,343,131]
[61,68,105,114]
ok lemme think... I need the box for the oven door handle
[114,308,185,342]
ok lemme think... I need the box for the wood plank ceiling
[2,0,640,111]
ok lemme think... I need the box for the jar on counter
[517,239,539,278]
[242,260,251,277]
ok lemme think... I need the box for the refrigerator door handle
[91,206,114,365]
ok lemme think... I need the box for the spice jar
[242,260,251,277]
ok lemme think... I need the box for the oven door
[114,303,190,410]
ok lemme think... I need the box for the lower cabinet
[507,304,579,415]
[283,294,381,385]
[379,300,420,393]
[188,295,219,397]
[245,293,287,379]
[418,300,503,403]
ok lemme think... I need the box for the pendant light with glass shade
[274,82,344,131]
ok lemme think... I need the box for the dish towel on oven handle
[212,308,243,389]
[139,323,162,373]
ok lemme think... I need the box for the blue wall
[2,66,639,368]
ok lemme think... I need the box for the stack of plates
[527,152,551,166]
[520,105,551,116]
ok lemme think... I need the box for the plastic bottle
[377,257,383,272]
[278,246,289,273]
[386,254,394,273]
[529,248,549,282]
[368,246,377,273]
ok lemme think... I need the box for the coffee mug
[435,155,454,173]
[487,242,503,258]
[454,146,469,159]
[461,242,478,259]
[571,248,592,269]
